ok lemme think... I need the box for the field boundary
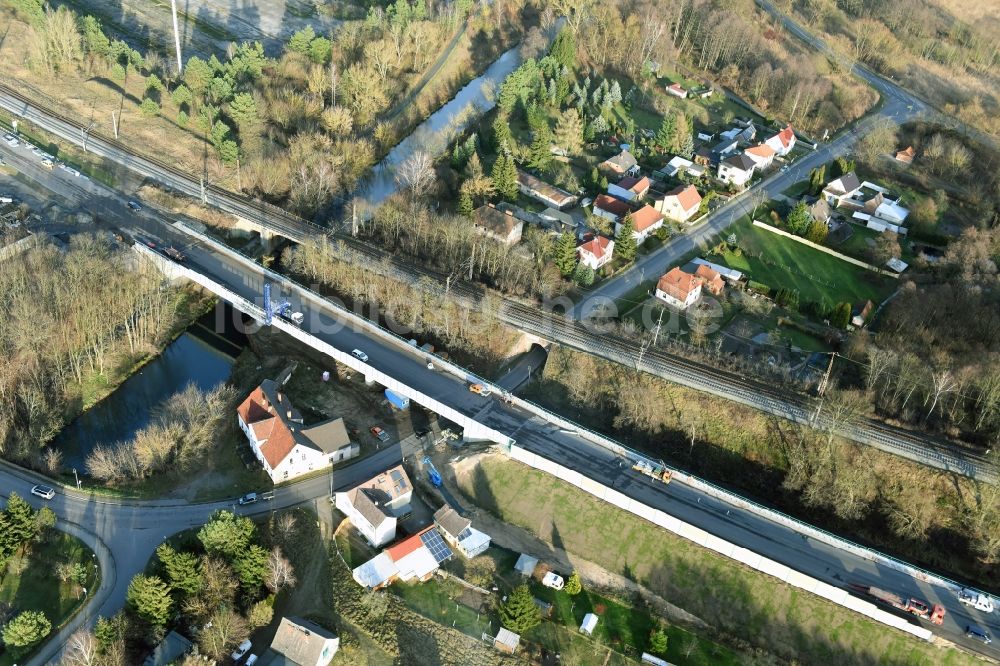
[752,219,894,276]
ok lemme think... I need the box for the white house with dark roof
[718,154,756,187]
[599,150,640,178]
[335,465,413,547]
[433,505,491,558]
[822,172,863,207]
[260,617,339,666]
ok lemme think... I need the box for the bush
[139,98,160,117]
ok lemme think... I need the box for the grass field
[715,218,895,307]
[458,455,975,666]
[0,532,99,666]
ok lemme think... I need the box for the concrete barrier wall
[135,243,512,446]
[508,444,934,643]
[162,228,973,603]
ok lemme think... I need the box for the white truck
[959,589,995,613]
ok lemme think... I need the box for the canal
[53,306,246,471]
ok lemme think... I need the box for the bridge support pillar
[364,371,377,386]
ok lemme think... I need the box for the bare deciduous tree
[60,629,98,666]
[395,151,436,200]
[265,546,297,593]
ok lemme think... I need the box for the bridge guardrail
[168,225,977,604]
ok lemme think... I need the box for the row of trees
[85,383,236,485]
[6,0,507,218]
[570,0,876,133]
[0,492,57,660]
[282,231,522,364]
[0,236,183,464]
[70,511,298,665]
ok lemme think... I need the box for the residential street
[573,85,926,320]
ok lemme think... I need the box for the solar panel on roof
[390,469,408,493]
[420,529,453,564]
[456,527,473,541]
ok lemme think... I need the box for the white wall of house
[238,414,333,484]
[655,283,700,310]
[607,184,638,201]
[614,219,662,245]
[718,164,753,187]
[657,197,697,223]
[746,153,774,169]
[593,207,619,223]
[334,492,397,546]
[578,245,613,270]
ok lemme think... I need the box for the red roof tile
[594,194,631,218]
[386,528,432,561]
[630,205,664,232]
[578,236,612,260]
[657,267,701,302]
[665,184,702,212]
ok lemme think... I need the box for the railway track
[1,82,991,480]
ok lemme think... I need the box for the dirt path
[444,450,711,631]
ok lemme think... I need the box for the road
[573,79,926,320]
[1,73,991,484]
[2,157,999,662]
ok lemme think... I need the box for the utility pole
[170,0,184,74]
[468,244,475,281]
[652,308,665,346]
[236,157,242,192]
[82,121,96,153]
[351,201,357,236]
[200,175,207,204]
[110,111,119,139]
[812,352,837,427]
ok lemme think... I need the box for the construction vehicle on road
[422,456,442,487]
[852,584,946,624]
[469,383,493,397]
[959,589,995,613]
[632,459,672,484]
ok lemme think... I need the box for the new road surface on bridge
[151,225,999,657]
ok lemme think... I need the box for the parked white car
[542,572,565,590]
[231,639,252,660]
[3,133,17,147]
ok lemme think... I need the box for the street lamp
[72,468,81,489]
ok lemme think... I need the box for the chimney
[287,410,293,419]
[277,391,283,403]
[505,209,513,216]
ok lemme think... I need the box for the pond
[53,331,237,471]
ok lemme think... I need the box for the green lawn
[781,180,811,198]
[717,218,895,307]
[390,579,493,640]
[459,456,976,666]
[0,532,99,666]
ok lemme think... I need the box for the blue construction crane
[263,282,291,326]
[422,456,442,487]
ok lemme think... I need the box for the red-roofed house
[655,184,702,224]
[666,83,688,99]
[744,143,776,169]
[593,194,632,222]
[655,267,702,309]
[238,379,356,483]
[615,205,664,245]
[764,124,796,156]
[694,264,725,295]
[352,527,453,589]
[895,146,915,164]
[577,235,615,270]
[607,175,651,201]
